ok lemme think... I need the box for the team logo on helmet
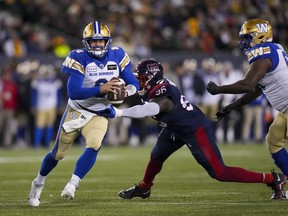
[147,63,161,73]
[256,23,268,33]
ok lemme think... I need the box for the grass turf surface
[0,144,287,216]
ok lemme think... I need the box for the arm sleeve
[120,102,160,118]
[67,73,101,100]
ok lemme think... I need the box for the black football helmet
[134,59,164,95]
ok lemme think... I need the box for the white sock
[70,174,81,187]
[35,173,46,185]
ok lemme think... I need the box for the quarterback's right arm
[62,50,118,100]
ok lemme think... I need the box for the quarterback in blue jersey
[207,19,288,198]
[106,59,285,200]
[28,21,139,207]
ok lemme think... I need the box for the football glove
[215,106,232,121]
[207,81,219,95]
[125,84,137,97]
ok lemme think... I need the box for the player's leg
[189,124,286,199]
[61,116,108,200]
[266,112,288,176]
[118,129,184,199]
[28,106,79,207]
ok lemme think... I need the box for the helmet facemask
[238,34,253,52]
[83,38,110,57]
[134,73,153,95]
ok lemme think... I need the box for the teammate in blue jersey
[105,59,285,200]
[28,21,139,207]
[207,19,288,194]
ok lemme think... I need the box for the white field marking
[0,150,253,164]
[0,154,117,164]
[0,200,271,207]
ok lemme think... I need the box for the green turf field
[0,144,287,216]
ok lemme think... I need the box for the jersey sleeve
[246,43,281,72]
[114,46,140,90]
[113,46,131,73]
[147,83,171,100]
[246,43,276,64]
[61,49,85,77]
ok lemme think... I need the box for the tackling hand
[207,81,219,95]
[214,106,231,121]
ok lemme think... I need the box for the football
[107,77,125,107]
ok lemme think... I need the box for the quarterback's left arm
[116,47,140,96]
[207,58,271,95]
[120,70,139,96]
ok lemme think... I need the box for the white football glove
[125,84,137,97]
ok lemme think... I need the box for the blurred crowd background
[0,0,286,149]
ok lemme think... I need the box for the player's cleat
[28,179,44,207]
[61,182,78,200]
[118,184,151,199]
[267,170,286,200]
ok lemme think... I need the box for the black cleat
[118,184,151,199]
[267,170,286,200]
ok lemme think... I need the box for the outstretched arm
[226,86,263,109]
[207,58,271,95]
[116,97,174,118]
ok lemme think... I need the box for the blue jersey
[61,46,138,113]
[146,80,209,139]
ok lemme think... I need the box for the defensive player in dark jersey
[108,59,286,200]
